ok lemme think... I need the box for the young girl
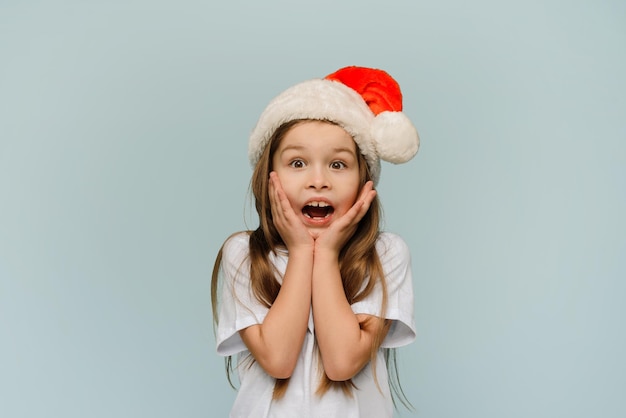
[212,66,420,417]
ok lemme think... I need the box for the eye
[289,159,306,169]
[330,161,347,170]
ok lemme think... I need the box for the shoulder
[222,231,250,255]
[376,232,411,260]
[220,231,251,268]
[376,232,412,283]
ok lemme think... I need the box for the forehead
[275,120,357,154]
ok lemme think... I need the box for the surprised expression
[271,121,361,232]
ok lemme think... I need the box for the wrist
[313,246,340,262]
[287,244,315,258]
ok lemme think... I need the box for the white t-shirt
[215,232,416,418]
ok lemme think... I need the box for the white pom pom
[370,111,420,164]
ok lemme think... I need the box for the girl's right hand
[269,172,314,251]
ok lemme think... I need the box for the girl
[212,66,420,417]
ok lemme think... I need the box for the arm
[239,248,313,379]
[311,249,390,381]
[239,173,315,379]
[311,181,388,381]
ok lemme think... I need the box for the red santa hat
[248,66,420,184]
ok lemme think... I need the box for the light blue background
[1,1,624,417]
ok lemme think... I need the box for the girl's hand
[314,181,377,256]
[269,172,314,251]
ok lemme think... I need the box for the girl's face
[271,120,361,233]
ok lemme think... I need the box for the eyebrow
[331,146,357,155]
[279,145,357,156]
[279,145,305,153]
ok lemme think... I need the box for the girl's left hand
[313,181,376,256]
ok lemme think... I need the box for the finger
[354,182,376,217]
[357,181,375,203]
[344,183,374,223]
[269,173,286,209]
[270,172,299,226]
[357,189,377,218]
[332,199,365,232]
[269,174,287,225]
[274,182,294,220]
[268,174,279,216]
[333,190,375,234]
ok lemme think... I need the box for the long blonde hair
[212,120,411,407]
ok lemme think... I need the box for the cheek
[276,176,299,204]
[349,178,362,201]
[338,187,360,213]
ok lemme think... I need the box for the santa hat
[248,66,419,184]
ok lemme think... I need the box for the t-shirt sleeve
[215,233,269,356]
[350,233,416,348]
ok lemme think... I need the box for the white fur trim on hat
[248,68,419,184]
[249,78,383,179]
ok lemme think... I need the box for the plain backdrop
[1,1,624,417]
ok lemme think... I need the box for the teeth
[307,201,329,208]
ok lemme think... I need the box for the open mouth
[302,201,334,219]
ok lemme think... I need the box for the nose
[307,166,330,190]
